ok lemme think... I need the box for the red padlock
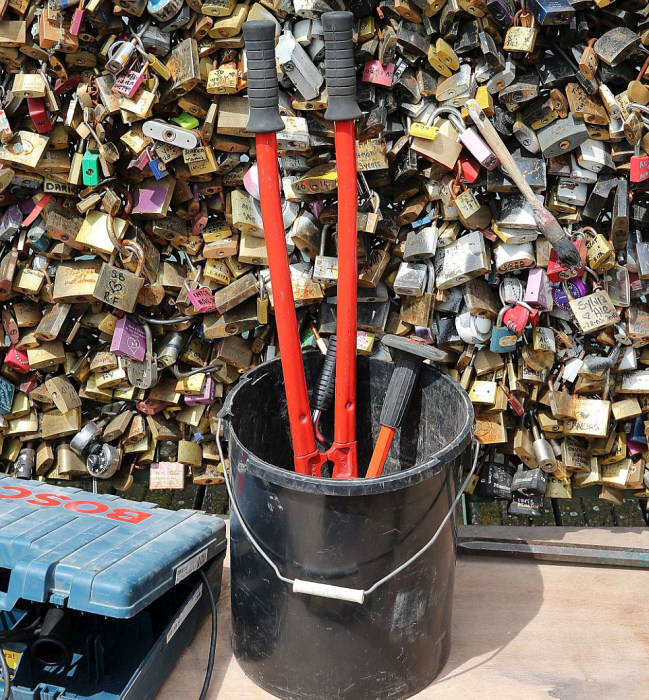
[547,238,587,283]
[191,200,209,236]
[631,154,649,183]
[54,75,82,94]
[27,98,53,134]
[362,60,395,87]
[1,309,19,345]
[18,372,41,394]
[503,302,540,335]
[455,153,481,184]
[4,345,30,374]
[135,399,167,415]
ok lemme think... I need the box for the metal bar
[457,537,649,569]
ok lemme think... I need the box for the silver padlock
[455,308,493,345]
[86,443,122,479]
[276,31,323,101]
[578,139,613,173]
[70,422,103,456]
[493,241,535,274]
[568,155,598,185]
[635,230,649,279]
[486,58,516,94]
[536,113,589,158]
[14,447,35,479]
[393,262,428,297]
[434,231,490,290]
[403,219,439,262]
[530,412,557,472]
[312,225,338,284]
[556,179,588,207]
[435,287,463,313]
[499,276,526,305]
[497,194,542,232]
[142,120,200,149]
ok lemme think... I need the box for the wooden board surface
[158,524,649,699]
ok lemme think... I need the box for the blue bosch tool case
[0,475,227,700]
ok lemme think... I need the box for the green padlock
[171,113,200,130]
[81,149,100,187]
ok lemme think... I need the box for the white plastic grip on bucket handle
[293,580,366,604]
[217,417,479,605]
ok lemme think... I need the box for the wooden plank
[158,523,649,699]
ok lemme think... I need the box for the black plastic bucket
[218,351,475,700]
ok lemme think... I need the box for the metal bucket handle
[217,417,479,605]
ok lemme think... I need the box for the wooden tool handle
[464,100,538,204]
[464,100,582,268]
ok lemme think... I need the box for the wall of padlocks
[0,0,648,519]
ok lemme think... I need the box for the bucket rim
[220,351,475,496]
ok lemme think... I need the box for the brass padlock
[93,240,146,313]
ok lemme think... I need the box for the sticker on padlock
[184,259,218,313]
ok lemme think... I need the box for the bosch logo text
[0,486,152,524]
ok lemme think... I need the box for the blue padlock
[149,154,168,180]
[630,416,647,445]
[490,307,518,353]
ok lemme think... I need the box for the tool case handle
[243,21,285,133]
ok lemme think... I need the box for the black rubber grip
[322,12,362,123]
[311,335,337,412]
[243,21,285,134]
[380,355,422,430]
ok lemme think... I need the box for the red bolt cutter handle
[322,11,363,478]
[243,20,325,477]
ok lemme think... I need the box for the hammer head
[381,335,449,363]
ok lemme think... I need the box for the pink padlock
[18,372,40,394]
[111,317,147,362]
[243,163,260,200]
[437,107,499,170]
[525,268,553,310]
[70,7,84,35]
[0,106,12,143]
[132,181,170,215]
[184,374,216,406]
[132,148,153,171]
[112,67,146,99]
[627,439,646,457]
[186,285,217,313]
[362,60,395,88]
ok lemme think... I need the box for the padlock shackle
[429,106,465,133]
[322,12,362,123]
[242,21,286,134]
[629,102,649,119]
